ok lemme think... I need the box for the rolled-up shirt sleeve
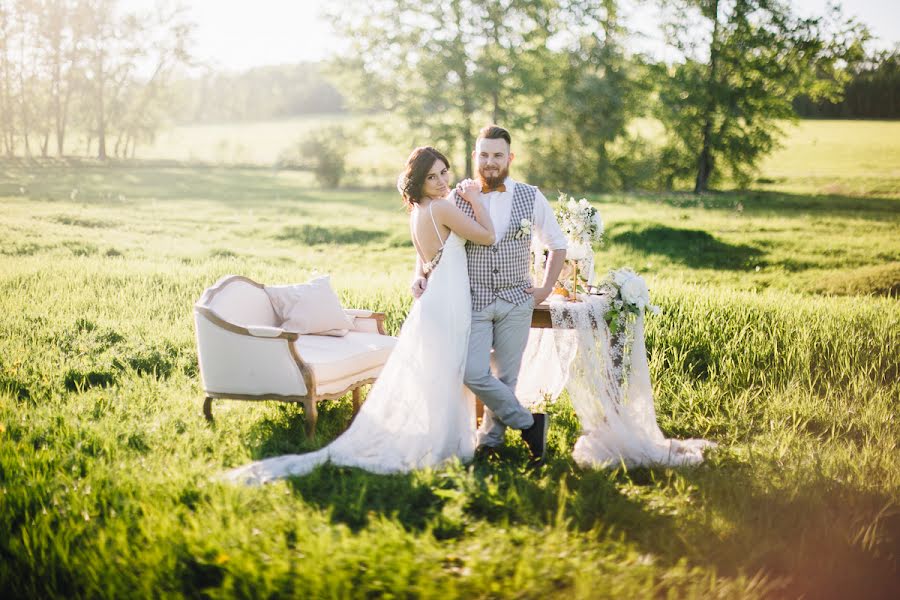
[532,188,568,250]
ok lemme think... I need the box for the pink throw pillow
[265,275,354,336]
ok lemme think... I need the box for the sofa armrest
[344,309,387,335]
[195,305,299,341]
[194,310,311,397]
[247,325,287,338]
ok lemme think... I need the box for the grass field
[1,153,899,597]
[137,117,900,198]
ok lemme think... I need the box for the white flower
[620,275,650,309]
[593,212,604,236]
[515,218,532,240]
[612,269,631,287]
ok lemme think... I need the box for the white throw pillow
[265,275,354,336]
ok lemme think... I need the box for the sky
[124,0,900,72]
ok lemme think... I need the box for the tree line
[794,48,900,119]
[0,0,192,159]
[171,63,345,124]
[1,0,883,192]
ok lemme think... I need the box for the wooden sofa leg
[203,397,214,422]
[352,388,362,414]
[303,397,318,438]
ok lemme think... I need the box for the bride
[223,147,495,484]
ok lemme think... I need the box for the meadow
[1,121,899,598]
[139,116,900,198]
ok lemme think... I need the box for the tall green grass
[1,164,898,598]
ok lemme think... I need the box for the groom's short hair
[477,124,511,147]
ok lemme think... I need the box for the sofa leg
[352,387,362,414]
[203,397,214,422]
[303,397,318,438]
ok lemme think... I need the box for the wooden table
[531,303,554,328]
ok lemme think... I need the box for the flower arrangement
[597,268,660,333]
[551,193,604,298]
[554,193,603,257]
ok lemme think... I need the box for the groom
[413,124,567,461]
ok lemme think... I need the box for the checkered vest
[456,183,536,311]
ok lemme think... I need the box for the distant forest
[188,52,898,125]
[180,51,898,124]
[794,49,900,119]
[172,63,346,124]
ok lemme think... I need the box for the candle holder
[572,260,580,302]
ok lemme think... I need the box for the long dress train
[222,231,475,484]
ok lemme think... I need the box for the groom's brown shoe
[521,413,549,463]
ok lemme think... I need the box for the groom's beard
[478,164,509,190]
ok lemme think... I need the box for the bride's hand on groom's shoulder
[455,179,480,203]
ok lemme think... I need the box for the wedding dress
[223,215,475,484]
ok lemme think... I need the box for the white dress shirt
[480,176,568,251]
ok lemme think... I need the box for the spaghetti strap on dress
[416,203,446,275]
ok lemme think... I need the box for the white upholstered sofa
[193,275,397,436]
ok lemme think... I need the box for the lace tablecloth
[518,294,716,468]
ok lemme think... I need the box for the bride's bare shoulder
[431,197,463,216]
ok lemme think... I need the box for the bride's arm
[438,181,495,245]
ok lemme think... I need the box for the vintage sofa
[193,275,396,436]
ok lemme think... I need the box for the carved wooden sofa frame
[193,275,393,437]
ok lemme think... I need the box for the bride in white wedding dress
[223,147,496,484]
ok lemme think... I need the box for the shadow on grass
[611,223,765,270]
[241,400,675,539]
[0,163,399,212]
[614,189,900,220]
[275,224,387,245]
[241,400,899,599]
[669,457,900,600]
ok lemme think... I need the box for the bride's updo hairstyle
[397,146,451,211]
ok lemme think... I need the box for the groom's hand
[525,285,552,306]
[412,277,428,298]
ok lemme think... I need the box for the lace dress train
[222,232,475,484]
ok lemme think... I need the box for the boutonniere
[514,218,532,240]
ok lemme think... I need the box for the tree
[38,0,86,156]
[656,0,867,192]
[75,0,193,159]
[285,125,352,188]
[0,1,16,156]
[0,0,193,159]
[523,0,648,191]
[110,2,194,158]
[325,0,558,177]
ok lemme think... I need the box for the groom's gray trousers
[464,297,535,448]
